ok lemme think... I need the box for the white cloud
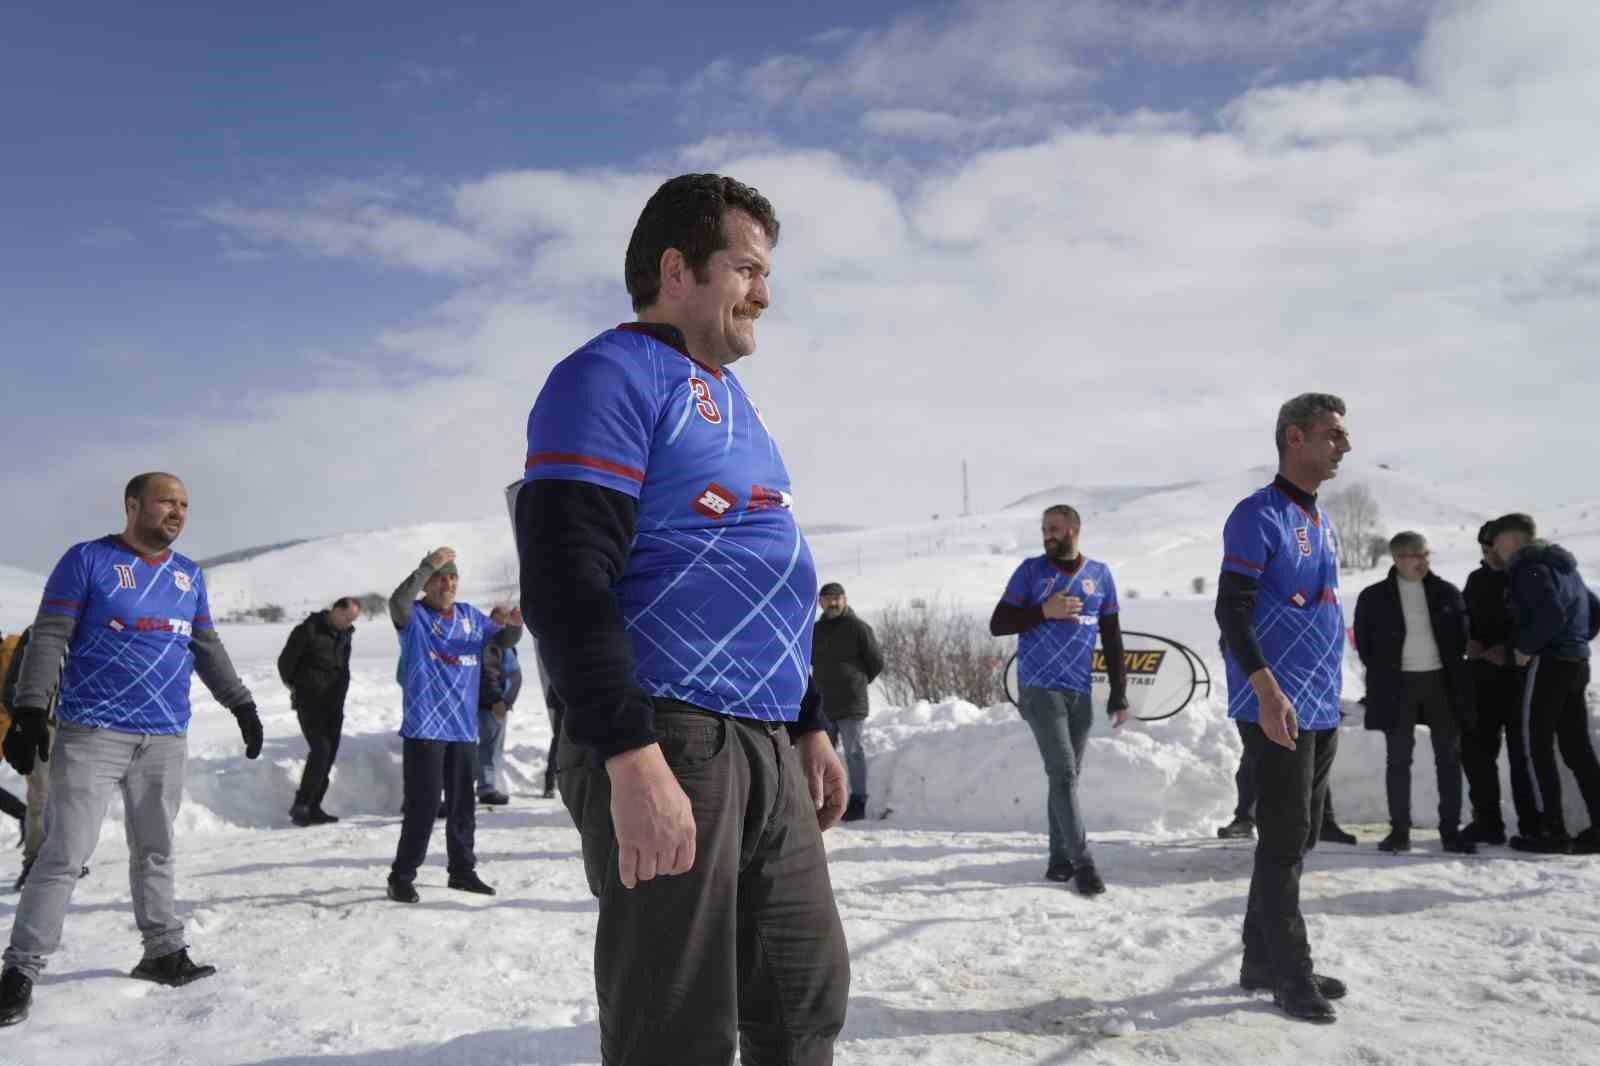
[29,0,1593,569]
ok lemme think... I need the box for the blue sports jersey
[523,325,816,722]
[1220,483,1344,729]
[38,535,215,734]
[1003,556,1120,694]
[397,601,502,742]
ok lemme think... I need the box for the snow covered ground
[1,471,1597,1064]
[0,614,1594,1066]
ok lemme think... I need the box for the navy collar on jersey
[617,321,725,380]
[1271,474,1318,512]
[107,533,172,567]
[1049,554,1085,578]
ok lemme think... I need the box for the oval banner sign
[1004,630,1211,721]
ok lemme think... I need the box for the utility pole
[962,460,971,517]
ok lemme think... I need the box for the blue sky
[6,1,1596,570]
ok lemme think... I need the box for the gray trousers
[1018,686,1096,867]
[4,722,188,979]
[23,723,54,863]
[834,718,868,796]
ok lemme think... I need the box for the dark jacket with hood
[277,610,354,713]
[1354,568,1474,732]
[811,608,885,721]
[1508,542,1600,660]
[480,642,524,711]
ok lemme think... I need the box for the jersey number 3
[689,378,722,425]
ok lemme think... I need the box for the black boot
[1319,819,1358,846]
[447,870,496,896]
[130,948,217,987]
[309,809,339,824]
[387,876,420,903]
[1377,828,1411,853]
[0,968,32,1027]
[1216,815,1255,839]
[1273,976,1337,1024]
[1461,820,1507,847]
[1241,967,1347,1000]
[1439,829,1478,855]
[1510,831,1572,854]
[1044,861,1075,883]
[288,803,313,827]
[1072,865,1106,896]
[842,795,867,822]
[1571,827,1600,855]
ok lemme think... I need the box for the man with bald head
[0,472,262,1027]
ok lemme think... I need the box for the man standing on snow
[812,582,884,822]
[1490,514,1600,854]
[1353,531,1477,855]
[475,605,522,806]
[990,504,1130,896]
[0,472,263,1027]
[386,548,522,902]
[278,596,359,826]
[516,173,850,1066]
[1215,393,1351,1025]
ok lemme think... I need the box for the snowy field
[0,469,1597,1065]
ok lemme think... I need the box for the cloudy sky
[5,0,1597,571]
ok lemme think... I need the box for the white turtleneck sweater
[1398,577,1443,672]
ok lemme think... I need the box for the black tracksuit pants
[1462,661,1540,836]
[391,738,477,883]
[560,701,850,1066]
[293,704,345,811]
[1523,657,1600,839]
[1240,723,1338,983]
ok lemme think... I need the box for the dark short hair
[1274,393,1346,455]
[1043,504,1082,528]
[125,471,180,504]
[819,582,846,598]
[1388,531,1427,555]
[332,596,359,611]
[1477,520,1499,546]
[1493,512,1536,539]
[624,173,780,312]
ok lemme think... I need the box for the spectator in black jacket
[812,582,884,823]
[476,606,522,806]
[278,598,359,826]
[1492,514,1600,854]
[1354,532,1476,854]
[1460,520,1540,845]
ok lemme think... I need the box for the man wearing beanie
[385,546,522,902]
[812,582,884,822]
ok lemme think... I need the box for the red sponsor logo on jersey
[1294,527,1312,556]
[748,485,793,512]
[693,484,738,520]
[689,378,722,425]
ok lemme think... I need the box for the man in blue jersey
[385,547,521,903]
[0,472,262,1027]
[515,173,849,1066]
[991,505,1129,896]
[1215,394,1351,1025]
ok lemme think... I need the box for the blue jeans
[477,708,506,793]
[833,718,868,796]
[1018,687,1095,867]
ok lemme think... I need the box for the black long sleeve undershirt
[1214,569,1268,676]
[1099,612,1129,713]
[515,479,824,761]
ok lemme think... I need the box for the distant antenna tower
[961,460,971,517]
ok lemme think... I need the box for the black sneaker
[1216,816,1255,840]
[1319,820,1358,846]
[1072,865,1106,896]
[1461,821,1507,847]
[1439,830,1478,855]
[130,948,217,987]
[1241,968,1347,1000]
[1045,861,1075,883]
[1572,828,1600,855]
[0,968,32,1027]
[309,809,340,824]
[289,804,313,827]
[1273,976,1337,1024]
[447,871,496,896]
[1377,830,1411,853]
[1510,832,1572,855]
[387,876,420,903]
[477,791,510,807]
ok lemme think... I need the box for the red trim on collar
[1050,556,1085,578]
[1270,486,1321,526]
[111,535,172,566]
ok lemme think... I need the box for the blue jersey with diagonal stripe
[523,325,816,722]
[38,535,214,734]
[1003,556,1120,694]
[397,601,501,741]
[1220,483,1344,729]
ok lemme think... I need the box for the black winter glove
[4,707,51,776]
[232,702,263,759]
